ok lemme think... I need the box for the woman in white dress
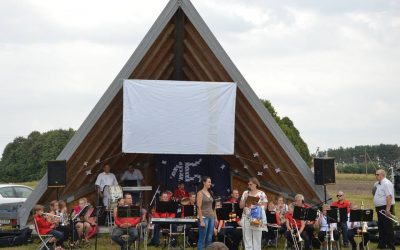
[239,177,268,250]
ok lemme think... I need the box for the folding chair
[34,218,53,250]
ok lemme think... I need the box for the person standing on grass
[197,176,216,250]
[373,169,395,250]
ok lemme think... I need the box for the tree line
[0,129,75,182]
[318,144,400,173]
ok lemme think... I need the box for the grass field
[1,173,397,249]
[326,173,400,219]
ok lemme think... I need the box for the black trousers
[375,205,395,250]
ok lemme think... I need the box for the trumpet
[329,226,334,242]
[361,221,368,233]
[43,213,61,218]
[379,210,400,225]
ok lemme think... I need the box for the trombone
[290,219,304,250]
[379,210,400,225]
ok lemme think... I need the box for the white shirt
[319,214,337,232]
[241,190,268,204]
[121,169,143,182]
[373,177,395,207]
[241,190,268,217]
[95,172,118,191]
[346,213,360,229]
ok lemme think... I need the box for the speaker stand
[324,184,327,204]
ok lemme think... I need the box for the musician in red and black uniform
[148,191,176,247]
[111,193,140,250]
[284,202,310,250]
[174,180,190,203]
[331,190,351,247]
[220,193,243,250]
[294,194,313,250]
[226,189,239,203]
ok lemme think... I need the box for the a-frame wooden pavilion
[18,0,324,226]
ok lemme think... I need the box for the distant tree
[321,144,400,165]
[0,129,75,182]
[261,99,312,165]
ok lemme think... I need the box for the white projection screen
[122,79,236,155]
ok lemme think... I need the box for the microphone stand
[150,185,160,207]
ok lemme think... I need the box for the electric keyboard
[122,186,152,191]
[151,218,197,224]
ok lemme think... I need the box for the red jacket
[285,212,301,229]
[226,197,238,203]
[114,214,140,228]
[331,200,350,213]
[174,188,189,201]
[269,211,281,225]
[34,214,54,235]
[152,211,176,218]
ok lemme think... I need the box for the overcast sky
[1,0,399,156]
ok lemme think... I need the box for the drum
[104,185,123,209]
[181,197,190,205]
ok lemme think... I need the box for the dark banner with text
[155,154,231,198]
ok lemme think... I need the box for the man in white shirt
[120,163,144,186]
[120,163,144,204]
[95,164,118,208]
[373,169,395,250]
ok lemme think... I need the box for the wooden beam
[173,8,185,80]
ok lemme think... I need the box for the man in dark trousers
[373,169,395,250]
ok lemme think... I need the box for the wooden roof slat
[184,23,230,81]
[132,23,175,78]
[61,104,122,195]
[183,40,217,81]
[236,96,306,192]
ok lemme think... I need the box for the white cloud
[0,0,399,156]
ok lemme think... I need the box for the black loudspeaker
[314,157,335,185]
[394,175,400,191]
[47,160,66,187]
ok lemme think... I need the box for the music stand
[156,201,179,214]
[329,207,348,223]
[326,209,338,224]
[293,206,306,220]
[117,206,141,218]
[216,207,230,221]
[362,209,373,222]
[349,209,373,222]
[266,211,278,224]
[72,205,90,221]
[183,205,196,217]
[305,208,319,221]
